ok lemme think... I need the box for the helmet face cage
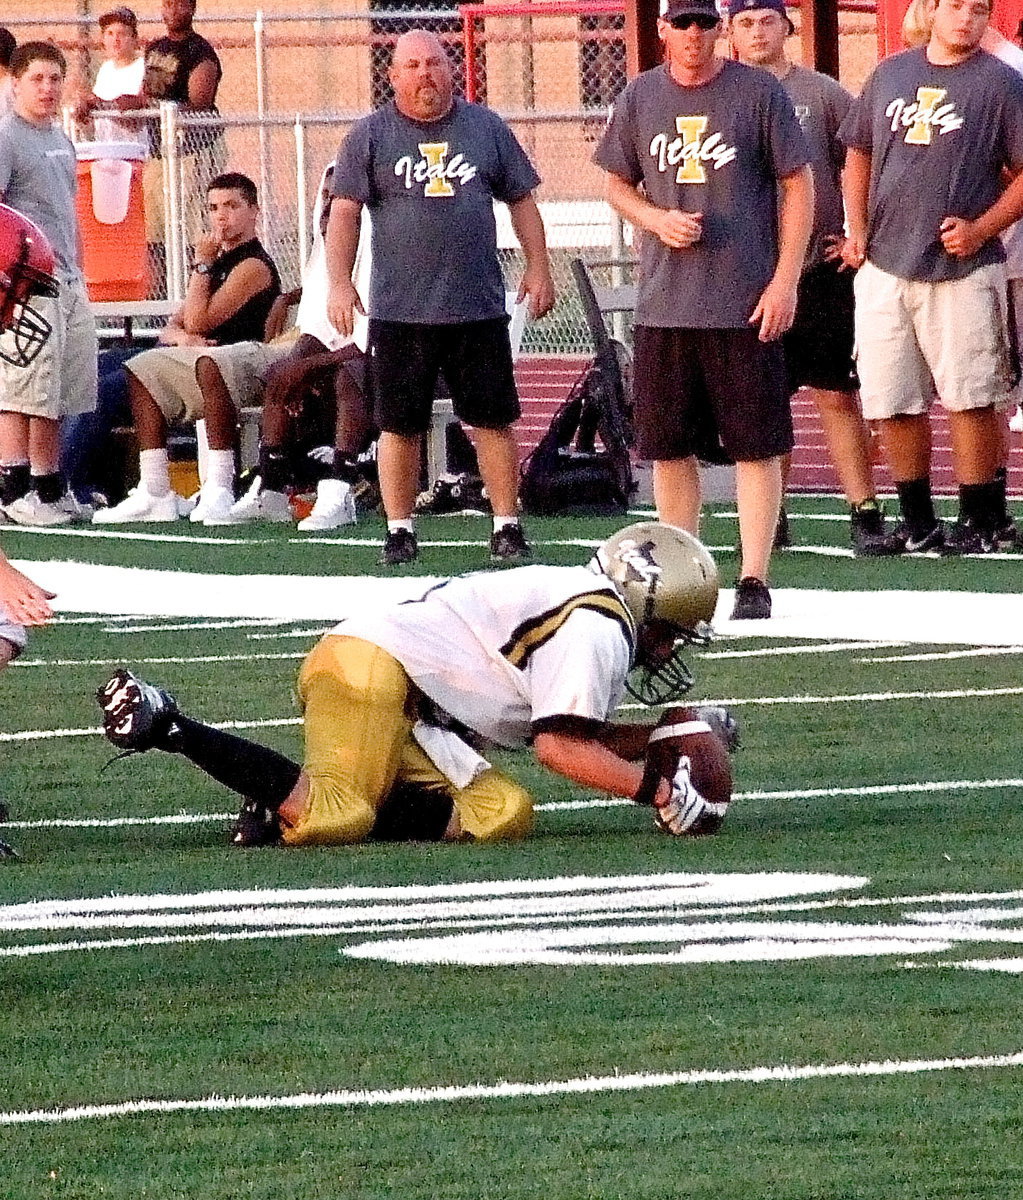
[0,225,59,368]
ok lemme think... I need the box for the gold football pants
[282,635,533,846]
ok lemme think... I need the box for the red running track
[514,356,1023,498]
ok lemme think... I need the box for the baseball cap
[725,0,795,28]
[661,0,722,24]
[98,6,139,33]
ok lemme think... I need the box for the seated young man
[93,171,281,525]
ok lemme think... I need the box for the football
[634,705,734,836]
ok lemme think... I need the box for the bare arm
[749,164,813,342]
[325,197,365,340]
[179,234,274,337]
[840,147,871,269]
[506,193,555,319]
[185,59,220,111]
[605,171,704,250]
[533,729,648,800]
[940,169,1023,259]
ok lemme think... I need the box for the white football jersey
[335,565,635,748]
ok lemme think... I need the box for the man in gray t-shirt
[728,0,889,557]
[840,0,1023,555]
[0,41,97,529]
[326,30,555,569]
[593,0,812,621]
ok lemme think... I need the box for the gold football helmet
[595,522,719,704]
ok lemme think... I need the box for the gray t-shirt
[839,47,1023,283]
[333,99,540,325]
[781,65,852,270]
[0,113,79,277]
[593,60,808,328]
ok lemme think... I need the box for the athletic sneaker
[93,486,180,524]
[940,519,998,556]
[490,522,532,564]
[862,520,945,556]
[297,478,357,531]
[379,527,418,566]
[730,577,772,620]
[56,492,96,523]
[850,504,891,557]
[223,477,292,525]
[96,668,179,753]
[4,491,72,527]
[190,484,236,525]
[230,796,283,848]
[995,516,1022,551]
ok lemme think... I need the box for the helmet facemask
[627,615,711,706]
[0,246,58,368]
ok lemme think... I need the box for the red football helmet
[0,204,59,367]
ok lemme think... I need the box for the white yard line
[2,1050,1021,1127]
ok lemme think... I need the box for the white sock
[206,449,235,491]
[139,449,171,497]
[387,519,414,534]
[493,515,519,532]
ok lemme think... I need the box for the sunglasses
[669,13,720,28]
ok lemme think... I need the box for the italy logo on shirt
[649,118,738,183]
[394,143,479,196]
[885,88,964,144]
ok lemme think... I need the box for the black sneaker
[0,838,21,861]
[490,522,532,564]
[864,520,945,556]
[96,668,179,752]
[379,527,418,567]
[229,796,283,848]
[730,577,772,620]
[850,504,890,556]
[940,519,997,556]
[773,507,791,549]
[995,516,1022,551]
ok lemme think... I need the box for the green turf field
[3,498,1023,1200]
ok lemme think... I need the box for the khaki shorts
[124,340,288,423]
[854,259,1014,420]
[0,276,97,420]
[284,634,533,847]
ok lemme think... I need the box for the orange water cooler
[75,141,149,301]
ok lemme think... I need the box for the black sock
[958,481,999,533]
[0,463,30,505]
[895,478,937,540]
[258,445,290,493]
[165,715,301,809]
[994,467,1010,525]
[33,472,64,504]
[332,452,361,484]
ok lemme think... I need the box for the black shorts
[367,317,520,436]
[783,259,858,393]
[632,325,793,462]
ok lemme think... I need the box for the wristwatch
[193,262,212,276]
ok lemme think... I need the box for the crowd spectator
[593,0,812,619]
[113,0,223,252]
[728,0,890,556]
[840,0,1023,554]
[0,42,98,528]
[93,171,280,526]
[0,28,15,120]
[74,7,146,147]
[326,29,555,568]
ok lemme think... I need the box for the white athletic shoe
[222,477,292,524]
[57,492,96,523]
[93,486,180,524]
[189,484,236,525]
[4,491,72,527]
[297,478,357,531]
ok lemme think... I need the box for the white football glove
[653,753,729,837]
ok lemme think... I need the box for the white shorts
[125,340,289,423]
[854,259,1014,420]
[0,275,98,420]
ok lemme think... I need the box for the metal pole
[295,115,309,275]
[254,10,272,248]
[610,208,626,343]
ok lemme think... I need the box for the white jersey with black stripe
[334,564,635,748]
